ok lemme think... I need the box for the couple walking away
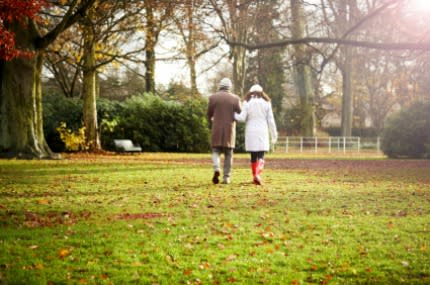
[207,78,278,185]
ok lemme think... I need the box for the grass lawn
[1,153,430,284]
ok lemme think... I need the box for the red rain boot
[256,159,264,184]
[252,162,261,185]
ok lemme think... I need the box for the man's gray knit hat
[219,78,232,90]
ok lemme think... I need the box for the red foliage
[0,0,46,60]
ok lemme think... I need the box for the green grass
[1,153,430,284]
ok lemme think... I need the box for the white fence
[273,136,381,153]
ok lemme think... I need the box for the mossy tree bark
[82,16,101,151]
[0,0,96,158]
[0,21,55,158]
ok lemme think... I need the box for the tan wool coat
[207,90,241,148]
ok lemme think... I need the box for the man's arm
[207,96,214,126]
[234,96,242,113]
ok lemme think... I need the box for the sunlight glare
[407,0,430,12]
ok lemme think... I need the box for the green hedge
[112,95,210,152]
[381,101,430,158]
[43,95,84,152]
[43,94,211,153]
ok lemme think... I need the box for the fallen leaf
[165,254,174,264]
[37,199,50,205]
[310,264,318,271]
[100,274,109,280]
[58,248,70,259]
[198,262,210,270]
[225,254,237,262]
[387,221,394,229]
[183,269,192,276]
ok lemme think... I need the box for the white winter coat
[234,97,278,152]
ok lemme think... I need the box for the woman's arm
[266,103,278,143]
[234,101,248,122]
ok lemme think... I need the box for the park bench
[113,139,142,152]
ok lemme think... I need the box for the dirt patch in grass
[268,158,430,171]
[0,210,92,228]
[61,152,430,176]
[114,212,165,220]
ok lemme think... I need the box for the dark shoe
[212,171,220,184]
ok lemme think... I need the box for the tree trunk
[341,47,353,137]
[290,0,316,137]
[145,3,156,94]
[186,1,199,97]
[0,21,55,158]
[340,0,359,137]
[231,1,248,96]
[82,21,101,151]
[232,46,247,96]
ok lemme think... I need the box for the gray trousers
[212,147,233,179]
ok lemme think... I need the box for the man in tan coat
[207,78,241,184]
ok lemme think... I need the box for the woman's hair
[244,91,271,102]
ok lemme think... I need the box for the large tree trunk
[0,21,55,158]
[185,1,199,97]
[339,0,357,137]
[82,20,101,151]
[291,0,316,137]
[232,46,247,96]
[145,3,156,94]
[230,1,248,96]
[341,47,353,136]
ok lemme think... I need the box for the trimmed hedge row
[43,94,212,153]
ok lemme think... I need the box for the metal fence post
[377,136,380,152]
[358,137,361,152]
[315,137,318,153]
[343,137,346,153]
[300,137,303,153]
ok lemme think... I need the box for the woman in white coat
[235,84,278,185]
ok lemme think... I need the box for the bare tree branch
[226,36,430,51]
[36,0,97,49]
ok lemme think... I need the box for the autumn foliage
[0,0,46,60]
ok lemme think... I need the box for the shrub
[43,93,211,153]
[43,95,83,152]
[56,122,88,151]
[113,94,210,152]
[381,101,430,158]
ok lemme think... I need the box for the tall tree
[81,2,100,151]
[46,0,145,151]
[339,1,356,137]
[143,1,174,94]
[172,0,222,97]
[0,0,96,158]
[290,0,316,136]
[210,0,255,95]
[245,0,285,119]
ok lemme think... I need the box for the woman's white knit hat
[250,84,263,93]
